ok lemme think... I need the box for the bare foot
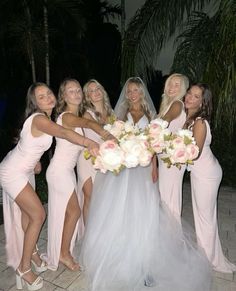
[59,254,80,271]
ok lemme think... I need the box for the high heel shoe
[16,268,43,290]
[31,245,47,273]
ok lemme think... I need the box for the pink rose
[186,144,199,160]
[171,136,185,148]
[170,147,188,164]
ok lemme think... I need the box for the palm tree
[172,0,236,131]
[0,0,44,83]
[122,0,236,131]
[121,0,210,82]
[121,0,126,41]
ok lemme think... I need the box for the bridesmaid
[184,83,236,273]
[77,79,114,236]
[157,73,189,217]
[0,82,99,290]
[45,78,113,271]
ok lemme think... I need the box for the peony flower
[94,140,124,173]
[169,147,189,164]
[186,143,199,161]
[160,130,200,169]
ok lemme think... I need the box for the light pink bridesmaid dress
[44,112,84,270]
[188,119,236,273]
[0,113,52,269]
[158,100,186,217]
[76,110,103,239]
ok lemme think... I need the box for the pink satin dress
[44,112,84,270]
[158,100,186,217]
[76,110,103,239]
[188,119,236,273]
[0,113,52,270]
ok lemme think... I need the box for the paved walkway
[0,182,236,291]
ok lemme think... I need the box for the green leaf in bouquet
[84,149,91,160]
[184,136,193,145]
[161,157,172,168]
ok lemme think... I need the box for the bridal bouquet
[161,129,199,169]
[146,118,171,154]
[85,120,154,174]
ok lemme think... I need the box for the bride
[79,77,212,291]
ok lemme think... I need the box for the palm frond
[172,0,236,132]
[205,0,236,131]
[121,0,211,83]
[172,11,217,81]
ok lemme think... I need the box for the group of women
[0,74,235,291]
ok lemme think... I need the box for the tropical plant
[121,0,211,82]
[122,0,236,130]
[172,0,236,132]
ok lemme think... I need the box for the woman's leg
[60,191,81,270]
[15,183,46,283]
[82,177,92,225]
[21,211,44,268]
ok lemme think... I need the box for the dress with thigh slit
[43,112,83,270]
[0,113,52,269]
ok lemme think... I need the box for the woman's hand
[102,130,118,143]
[151,155,158,183]
[86,140,100,157]
[34,161,42,175]
[152,166,158,183]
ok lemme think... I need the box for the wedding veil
[114,77,157,121]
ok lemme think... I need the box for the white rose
[139,150,152,167]
[123,153,139,168]
[150,118,169,129]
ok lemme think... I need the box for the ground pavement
[0,182,236,291]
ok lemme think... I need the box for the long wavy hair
[120,77,154,122]
[14,82,51,144]
[24,82,51,119]
[158,73,189,118]
[185,83,213,128]
[56,78,86,117]
[83,79,113,124]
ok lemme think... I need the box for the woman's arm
[192,119,207,159]
[34,161,42,174]
[32,115,99,156]
[62,112,113,140]
[151,155,158,183]
[162,100,183,123]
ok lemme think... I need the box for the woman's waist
[0,150,42,173]
[49,153,79,168]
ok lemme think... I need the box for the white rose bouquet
[84,120,153,174]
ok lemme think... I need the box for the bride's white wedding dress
[79,113,212,291]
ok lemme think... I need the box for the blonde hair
[123,77,153,121]
[158,73,189,118]
[83,79,113,124]
[56,78,86,117]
